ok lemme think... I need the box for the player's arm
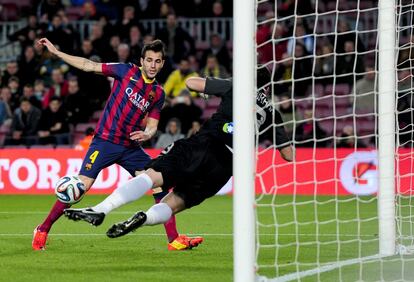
[37,38,103,73]
[274,109,294,162]
[185,77,206,93]
[130,117,159,142]
[279,146,294,162]
[186,77,232,97]
[260,100,294,162]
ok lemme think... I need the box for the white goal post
[377,0,396,257]
[233,0,256,282]
[233,0,414,281]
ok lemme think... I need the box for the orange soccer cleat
[168,234,204,251]
[32,225,48,251]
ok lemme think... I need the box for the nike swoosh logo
[125,221,133,228]
[130,77,139,82]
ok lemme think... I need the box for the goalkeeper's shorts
[146,134,232,208]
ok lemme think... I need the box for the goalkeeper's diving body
[65,68,293,240]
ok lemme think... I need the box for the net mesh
[254,1,414,281]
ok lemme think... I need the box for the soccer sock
[39,200,70,232]
[144,203,173,226]
[153,191,179,242]
[93,173,153,214]
[163,213,178,242]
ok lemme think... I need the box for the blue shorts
[79,136,151,179]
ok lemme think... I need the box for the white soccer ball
[55,175,86,204]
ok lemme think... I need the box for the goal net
[251,0,414,281]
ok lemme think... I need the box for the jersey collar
[139,67,155,84]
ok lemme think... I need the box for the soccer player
[32,38,203,251]
[64,68,293,240]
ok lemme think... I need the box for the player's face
[140,50,164,79]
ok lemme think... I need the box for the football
[55,175,86,204]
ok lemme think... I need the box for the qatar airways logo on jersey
[125,87,151,111]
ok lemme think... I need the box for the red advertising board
[0,148,161,195]
[0,148,412,195]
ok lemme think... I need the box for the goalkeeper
[65,68,293,240]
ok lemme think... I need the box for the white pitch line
[259,254,385,282]
[0,211,233,215]
[0,233,377,237]
[0,233,228,237]
[0,211,378,215]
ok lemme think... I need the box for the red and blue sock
[38,200,70,232]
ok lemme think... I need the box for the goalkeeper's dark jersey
[199,77,290,149]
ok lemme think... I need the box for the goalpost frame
[233,0,256,281]
[378,0,397,256]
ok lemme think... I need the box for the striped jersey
[95,63,165,146]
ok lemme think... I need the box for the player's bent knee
[161,192,186,214]
[145,168,164,188]
[134,170,144,176]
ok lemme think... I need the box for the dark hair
[210,33,221,40]
[206,54,217,60]
[50,96,61,103]
[20,97,31,104]
[141,39,166,59]
[179,57,189,63]
[8,76,19,84]
[68,76,78,82]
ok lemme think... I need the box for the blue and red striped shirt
[95,63,165,146]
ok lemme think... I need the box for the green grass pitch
[1,195,414,282]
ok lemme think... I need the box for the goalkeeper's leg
[106,201,177,239]
[66,171,203,250]
[107,190,203,249]
[152,188,204,250]
[152,188,179,242]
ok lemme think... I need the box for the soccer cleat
[168,235,204,251]
[64,208,105,226]
[32,225,48,251]
[106,211,147,238]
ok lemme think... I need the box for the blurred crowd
[0,0,232,148]
[256,0,414,148]
[0,0,412,149]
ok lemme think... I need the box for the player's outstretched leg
[106,211,147,238]
[32,200,70,250]
[64,208,105,226]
